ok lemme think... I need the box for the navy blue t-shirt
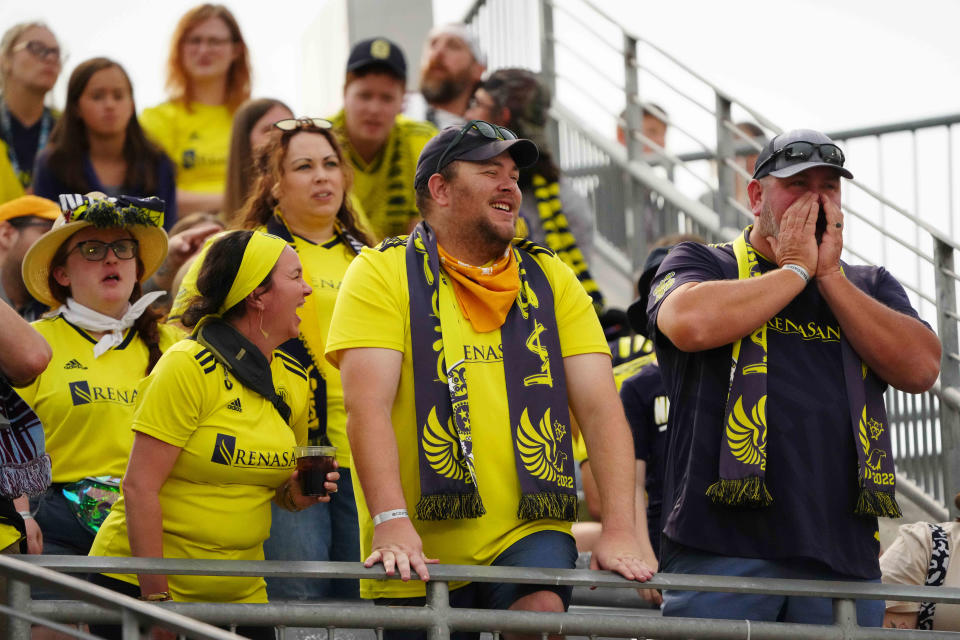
[32,149,179,231]
[646,237,928,580]
[620,361,669,559]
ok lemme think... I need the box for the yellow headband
[219,231,287,314]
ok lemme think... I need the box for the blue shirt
[32,150,178,230]
[646,238,927,579]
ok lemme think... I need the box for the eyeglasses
[754,141,846,176]
[13,40,61,63]
[183,35,234,49]
[68,239,139,262]
[435,120,518,173]
[273,118,333,131]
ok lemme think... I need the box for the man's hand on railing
[590,528,657,588]
[365,516,438,582]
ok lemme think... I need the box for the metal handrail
[0,554,237,640]
[9,556,960,640]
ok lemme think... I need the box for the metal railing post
[538,0,560,156]
[7,579,29,640]
[425,580,451,640]
[832,597,858,634]
[714,95,737,229]
[934,238,960,519]
[622,33,646,269]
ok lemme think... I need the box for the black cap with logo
[346,37,407,81]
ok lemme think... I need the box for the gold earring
[258,307,269,339]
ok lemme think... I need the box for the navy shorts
[661,541,884,626]
[376,529,578,640]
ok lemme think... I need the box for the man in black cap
[326,121,655,633]
[330,37,437,240]
[646,129,941,625]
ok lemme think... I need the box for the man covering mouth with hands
[644,129,941,627]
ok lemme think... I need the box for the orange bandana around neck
[437,244,520,333]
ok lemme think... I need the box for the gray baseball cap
[752,129,853,180]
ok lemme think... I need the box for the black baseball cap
[414,122,539,190]
[626,246,671,336]
[752,129,853,180]
[346,37,406,81]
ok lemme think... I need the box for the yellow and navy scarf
[531,174,604,313]
[404,222,577,521]
[265,213,363,445]
[706,227,901,517]
[330,110,417,239]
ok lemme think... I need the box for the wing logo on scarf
[517,408,572,487]
[422,406,471,482]
[652,271,675,304]
[726,395,767,470]
[522,320,553,387]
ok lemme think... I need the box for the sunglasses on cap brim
[755,141,846,176]
[435,120,519,173]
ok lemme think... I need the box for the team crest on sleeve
[652,271,676,304]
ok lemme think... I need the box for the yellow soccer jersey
[16,318,183,483]
[0,524,20,550]
[89,339,309,603]
[168,229,357,467]
[333,113,436,240]
[325,241,609,599]
[0,140,24,204]
[140,101,232,194]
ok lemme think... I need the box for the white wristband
[373,508,409,526]
[17,511,33,520]
[782,264,810,283]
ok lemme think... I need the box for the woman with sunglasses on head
[0,22,61,196]
[170,118,373,600]
[12,194,181,568]
[141,4,251,217]
[32,59,178,230]
[89,230,335,638]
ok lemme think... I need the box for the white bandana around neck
[52,292,166,358]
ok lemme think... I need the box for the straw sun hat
[21,193,168,308]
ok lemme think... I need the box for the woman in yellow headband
[170,118,373,601]
[88,230,337,636]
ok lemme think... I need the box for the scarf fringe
[0,454,51,498]
[854,489,902,518]
[518,492,578,521]
[705,476,773,509]
[416,493,486,521]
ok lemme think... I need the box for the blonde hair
[164,4,251,111]
[0,21,56,90]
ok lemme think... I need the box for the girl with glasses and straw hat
[13,193,180,578]
[88,229,336,638]
[168,117,373,601]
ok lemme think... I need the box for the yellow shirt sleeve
[326,246,407,366]
[0,140,25,204]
